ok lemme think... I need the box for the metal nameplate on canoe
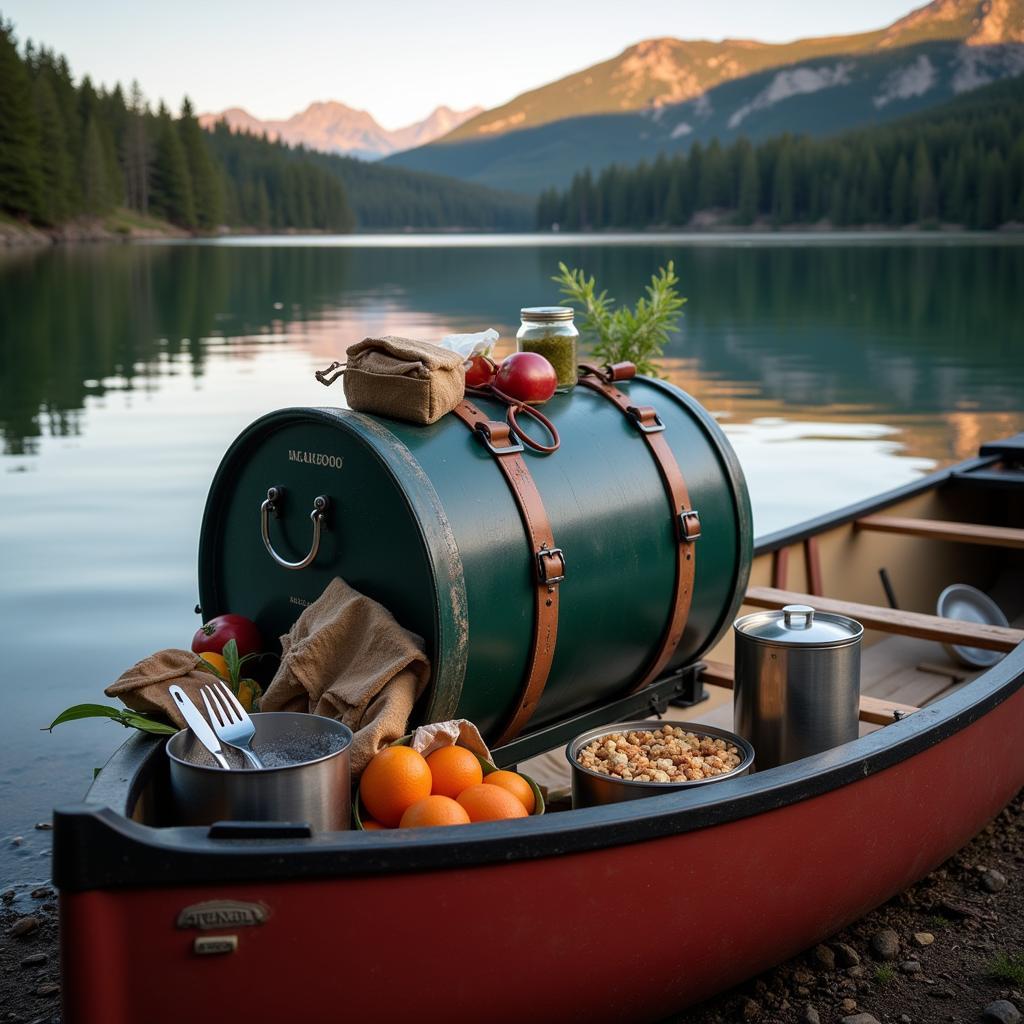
[176,899,271,930]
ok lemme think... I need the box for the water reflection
[3,239,1022,460]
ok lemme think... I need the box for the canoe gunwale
[54,450,1024,892]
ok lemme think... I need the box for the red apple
[494,352,557,405]
[464,354,497,389]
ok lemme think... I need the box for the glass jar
[516,307,578,391]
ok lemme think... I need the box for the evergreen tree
[663,164,685,226]
[123,81,149,214]
[772,143,795,225]
[912,139,937,222]
[890,154,910,224]
[81,116,113,214]
[150,104,195,226]
[178,97,222,228]
[0,19,43,219]
[31,72,72,223]
[736,143,759,225]
[977,149,1006,229]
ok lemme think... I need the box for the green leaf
[222,638,241,687]
[45,703,178,736]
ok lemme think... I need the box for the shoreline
[3,217,1023,249]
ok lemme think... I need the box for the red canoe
[55,434,1024,1023]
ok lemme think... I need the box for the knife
[169,685,231,770]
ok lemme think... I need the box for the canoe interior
[111,444,1024,826]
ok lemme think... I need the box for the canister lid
[520,306,574,322]
[733,604,863,648]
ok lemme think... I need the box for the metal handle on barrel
[260,486,330,571]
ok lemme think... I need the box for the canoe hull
[60,680,1024,1024]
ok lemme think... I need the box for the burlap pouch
[343,336,465,425]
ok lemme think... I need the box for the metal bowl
[937,584,1009,669]
[167,712,353,831]
[566,720,754,809]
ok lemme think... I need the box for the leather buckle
[626,405,666,434]
[474,421,524,456]
[678,509,701,542]
[536,546,566,585]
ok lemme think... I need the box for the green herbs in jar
[517,306,578,390]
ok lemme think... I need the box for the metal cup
[167,712,352,831]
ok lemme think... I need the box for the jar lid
[733,604,863,649]
[521,306,574,322]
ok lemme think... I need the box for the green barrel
[197,378,752,740]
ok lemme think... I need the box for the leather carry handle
[577,364,700,694]
[451,399,562,744]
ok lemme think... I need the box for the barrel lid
[733,604,863,648]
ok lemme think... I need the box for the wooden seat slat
[699,660,920,724]
[856,514,1024,549]
[743,586,1024,652]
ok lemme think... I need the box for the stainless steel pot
[167,712,353,831]
[733,603,863,770]
[566,720,754,808]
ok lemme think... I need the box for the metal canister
[733,604,863,770]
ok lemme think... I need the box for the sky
[5,0,922,128]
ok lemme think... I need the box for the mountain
[538,73,1024,230]
[198,102,483,161]
[386,0,1024,192]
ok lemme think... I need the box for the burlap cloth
[106,649,213,725]
[261,577,431,775]
[106,578,431,778]
[344,336,465,425]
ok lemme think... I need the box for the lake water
[2,232,1023,889]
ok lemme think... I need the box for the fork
[200,679,265,769]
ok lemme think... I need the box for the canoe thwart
[856,514,1024,550]
[699,660,920,725]
[743,587,1024,653]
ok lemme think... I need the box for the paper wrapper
[406,719,491,762]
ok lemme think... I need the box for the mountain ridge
[385,0,1024,193]
[198,101,483,161]
[440,0,1024,144]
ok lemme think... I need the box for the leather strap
[451,399,563,744]
[577,364,700,693]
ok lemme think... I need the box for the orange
[361,818,386,830]
[199,652,229,679]
[359,746,433,828]
[484,770,535,814]
[426,745,483,799]
[399,795,471,829]
[237,678,260,713]
[456,784,528,822]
